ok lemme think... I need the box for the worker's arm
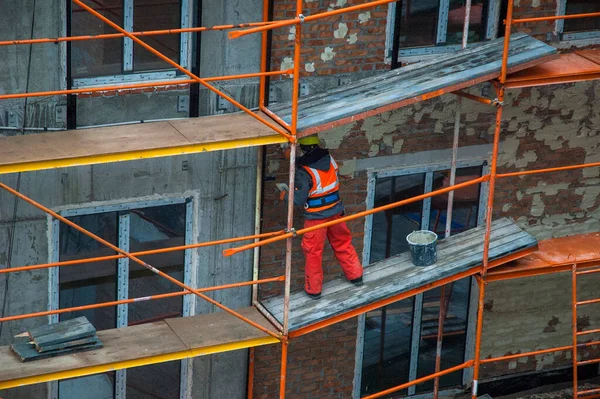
[293,168,311,207]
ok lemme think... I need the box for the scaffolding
[0,1,600,398]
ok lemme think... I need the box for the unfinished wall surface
[255,77,600,396]
[0,150,258,399]
[481,271,600,378]
[0,0,65,134]
[254,321,358,399]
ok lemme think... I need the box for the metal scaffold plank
[0,307,279,390]
[0,112,285,175]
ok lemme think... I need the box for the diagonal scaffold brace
[0,180,282,340]
[70,0,295,143]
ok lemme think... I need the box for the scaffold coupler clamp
[286,227,298,237]
[298,14,305,23]
[492,98,504,108]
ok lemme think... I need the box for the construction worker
[282,135,363,299]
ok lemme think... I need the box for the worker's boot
[350,276,364,287]
[305,291,321,300]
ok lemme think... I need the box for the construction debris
[10,317,102,362]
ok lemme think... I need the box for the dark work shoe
[350,276,364,287]
[305,291,322,300]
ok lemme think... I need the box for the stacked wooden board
[11,317,102,362]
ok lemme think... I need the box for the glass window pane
[59,212,118,330]
[369,174,425,263]
[133,0,181,72]
[126,361,181,398]
[361,298,415,398]
[416,278,471,392]
[59,373,116,399]
[71,0,123,78]
[128,204,185,324]
[127,204,185,398]
[398,0,439,48]
[58,212,118,399]
[446,0,489,45]
[429,166,482,236]
[564,1,600,32]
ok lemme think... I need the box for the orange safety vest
[301,157,340,212]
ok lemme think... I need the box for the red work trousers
[301,214,363,295]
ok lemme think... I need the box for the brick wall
[254,321,358,399]
[253,0,600,396]
[270,0,389,78]
[255,81,600,396]
[481,271,600,378]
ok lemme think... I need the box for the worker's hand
[279,190,288,201]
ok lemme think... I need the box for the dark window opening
[71,0,183,79]
[395,0,492,50]
[57,203,187,399]
[564,0,600,33]
[361,165,483,398]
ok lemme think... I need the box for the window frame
[48,196,195,399]
[556,0,600,42]
[384,0,502,62]
[71,0,193,89]
[353,158,489,398]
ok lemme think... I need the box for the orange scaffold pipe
[361,361,474,399]
[71,0,295,143]
[0,21,280,47]
[0,180,281,340]
[512,11,600,24]
[0,276,285,323]
[229,0,402,39]
[223,175,489,257]
[497,160,600,178]
[0,70,292,101]
[0,230,285,275]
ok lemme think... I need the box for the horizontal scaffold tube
[0,21,279,47]
[513,11,600,24]
[0,179,281,340]
[1,230,285,275]
[497,160,600,178]
[0,70,291,101]
[72,0,294,142]
[223,175,489,256]
[362,361,474,399]
[229,0,401,39]
[0,276,285,323]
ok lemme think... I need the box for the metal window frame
[72,0,192,89]
[48,217,60,399]
[556,0,600,41]
[115,212,130,399]
[385,0,502,62]
[123,0,134,72]
[437,0,451,45]
[48,196,194,399]
[353,158,489,398]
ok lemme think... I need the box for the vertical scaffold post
[572,263,579,399]
[280,0,303,397]
[472,1,513,397]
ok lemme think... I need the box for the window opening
[360,163,484,398]
[56,202,188,399]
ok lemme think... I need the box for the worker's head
[298,135,321,153]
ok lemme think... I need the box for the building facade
[0,0,599,398]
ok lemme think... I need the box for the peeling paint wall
[257,77,600,396]
[481,271,600,378]
[496,83,600,240]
